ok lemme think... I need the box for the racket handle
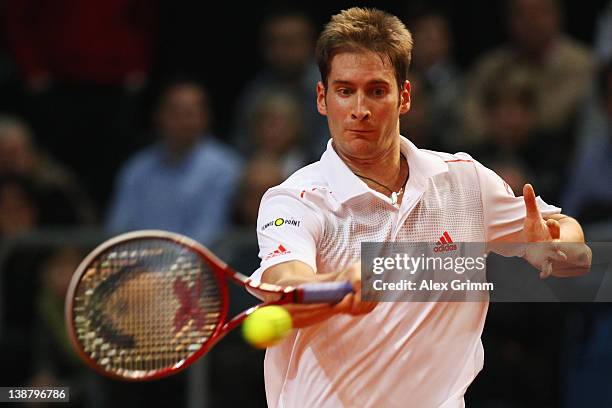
[299,281,354,303]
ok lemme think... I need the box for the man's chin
[334,139,382,161]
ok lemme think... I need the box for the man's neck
[164,138,200,163]
[516,36,558,64]
[333,140,409,197]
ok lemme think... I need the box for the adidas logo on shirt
[434,231,457,252]
[264,244,291,260]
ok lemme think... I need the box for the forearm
[260,261,371,328]
[260,261,342,328]
[262,261,339,287]
[282,303,340,329]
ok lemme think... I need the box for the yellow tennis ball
[242,306,293,349]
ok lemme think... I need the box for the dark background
[151,0,608,139]
[0,1,610,407]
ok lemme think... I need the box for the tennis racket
[65,230,353,381]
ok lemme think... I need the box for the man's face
[0,126,35,175]
[487,97,536,147]
[412,15,451,71]
[509,0,559,54]
[263,16,314,79]
[158,85,209,147]
[316,51,410,160]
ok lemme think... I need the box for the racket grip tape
[298,281,354,303]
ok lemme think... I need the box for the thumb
[546,218,561,240]
[523,184,540,220]
[345,262,362,292]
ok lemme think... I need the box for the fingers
[349,288,377,315]
[523,184,540,221]
[332,293,355,313]
[538,241,568,279]
[332,262,377,316]
[332,291,377,315]
[348,263,362,292]
[546,218,561,240]
[538,242,592,278]
[540,260,553,279]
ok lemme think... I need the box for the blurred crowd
[0,0,611,407]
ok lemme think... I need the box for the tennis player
[250,8,591,408]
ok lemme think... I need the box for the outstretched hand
[523,184,561,242]
[522,184,568,278]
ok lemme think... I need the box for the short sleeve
[471,156,561,241]
[249,189,323,284]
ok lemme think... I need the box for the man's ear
[399,80,411,114]
[317,81,327,115]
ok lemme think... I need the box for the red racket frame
[65,230,310,381]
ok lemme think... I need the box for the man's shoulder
[415,148,483,186]
[556,37,596,68]
[190,138,242,179]
[261,161,331,205]
[419,148,476,167]
[277,161,327,190]
[118,145,161,181]
[198,138,240,164]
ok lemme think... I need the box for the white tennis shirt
[250,136,560,408]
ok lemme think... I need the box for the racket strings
[71,240,222,378]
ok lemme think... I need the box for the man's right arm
[261,260,376,328]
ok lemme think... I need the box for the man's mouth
[347,129,375,134]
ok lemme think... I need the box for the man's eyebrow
[330,80,353,86]
[330,79,391,86]
[368,79,391,86]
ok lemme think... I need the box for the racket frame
[65,230,316,381]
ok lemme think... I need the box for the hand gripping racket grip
[298,281,354,303]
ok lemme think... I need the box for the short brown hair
[316,7,413,89]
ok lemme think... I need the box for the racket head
[65,230,233,381]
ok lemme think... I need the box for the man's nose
[351,92,371,120]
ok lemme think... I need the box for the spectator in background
[3,0,157,204]
[234,156,285,228]
[3,0,155,89]
[559,64,612,408]
[226,156,284,317]
[106,79,242,246]
[472,67,561,199]
[408,8,463,151]
[399,73,436,150]
[0,175,45,385]
[561,61,612,224]
[0,175,40,239]
[245,91,309,177]
[484,158,532,201]
[231,8,329,160]
[28,247,100,408]
[594,1,612,62]
[461,0,595,146]
[571,1,612,157]
[0,115,96,225]
[206,156,285,408]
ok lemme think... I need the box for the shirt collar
[319,135,448,205]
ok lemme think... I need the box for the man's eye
[372,88,386,96]
[337,88,352,96]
